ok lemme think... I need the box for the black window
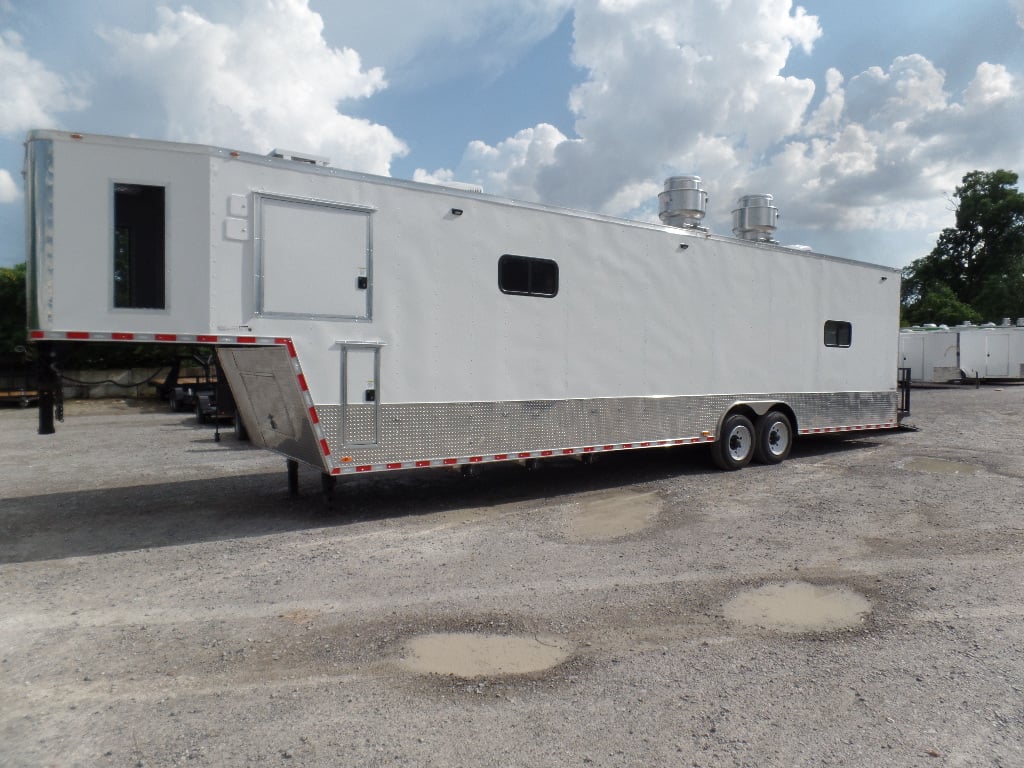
[498,254,558,297]
[824,320,852,348]
[114,184,165,309]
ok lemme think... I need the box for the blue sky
[2,0,1023,270]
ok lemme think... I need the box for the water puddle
[565,490,661,542]
[903,458,978,475]
[399,632,573,678]
[723,581,871,633]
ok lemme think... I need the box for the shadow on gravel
[790,434,888,458]
[0,435,886,564]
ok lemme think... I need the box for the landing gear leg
[287,459,299,497]
[36,342,62,435]
[320,472,337,504]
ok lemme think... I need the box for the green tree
[900,283,982,327]
[0,262,28,362]
[902,169,1024,323]
[0,260,187,369]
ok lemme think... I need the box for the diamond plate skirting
[315,390,898,464]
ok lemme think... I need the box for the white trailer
[25,131,905,489]
[900,322,1024,383]
[898,327,961,383]
[958,323,1024,380]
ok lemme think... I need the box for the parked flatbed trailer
[25,130,904,493]
[0,388,38,407]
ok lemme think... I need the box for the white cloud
[418,0,1024,267]
[427,0,823,212]
[744,55,1024,243]
[0,168,19,202]
[844,55,950,128]
[319,0,572,84]
[1012,0,1024,28]
[416,124,569,198]
[100,0,407,175]
[0,30,87,136]
[964,62,1014,106]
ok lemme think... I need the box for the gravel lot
[1,387,1022,768]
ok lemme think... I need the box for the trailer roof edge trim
[24,129,900,275]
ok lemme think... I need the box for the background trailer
[957,324,1024,380]
[26,131,904,487]
[900,323,1024,383]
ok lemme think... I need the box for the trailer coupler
[36,342,64,435]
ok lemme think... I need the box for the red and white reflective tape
[29,329,284,346]
[798,423,896,434]
[30,329,898,477]
[32,328,339,471]
[280,337,337,471]
[332,435,716,475]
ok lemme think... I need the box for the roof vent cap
[269,148,330,166]
[732,193,779,242]
[658,175,708,230]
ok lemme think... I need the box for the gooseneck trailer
[25,130,904,492]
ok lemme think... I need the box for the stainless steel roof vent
[269,148,330,166]
[658,175,708,229]
[732,194,779,242]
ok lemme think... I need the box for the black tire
[169,393,182,412]
[195,401,206,425]
[754,410,793,464]
[712,413,756,471]
[234,414,249,442]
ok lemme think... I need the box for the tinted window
[824,320,852,348]
[114,184,165,309]
[498,255,558,298]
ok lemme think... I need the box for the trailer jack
[36,342,64,435]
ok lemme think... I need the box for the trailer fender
[728,400,777,417]
[718,401,797,431]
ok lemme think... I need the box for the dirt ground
[1,387,1022,768]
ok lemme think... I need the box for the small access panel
[340,343,382,447]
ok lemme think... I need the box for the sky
[1,0,1023,271]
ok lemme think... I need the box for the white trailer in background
[25,131,906,493]
[899,322,1024,383]
[898,327,961,383]
[958,323,1024,380]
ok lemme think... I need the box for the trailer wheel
[195,401,207,425]
[234,414,249,442]
[754,410,793,464]
[712,413,755,471]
